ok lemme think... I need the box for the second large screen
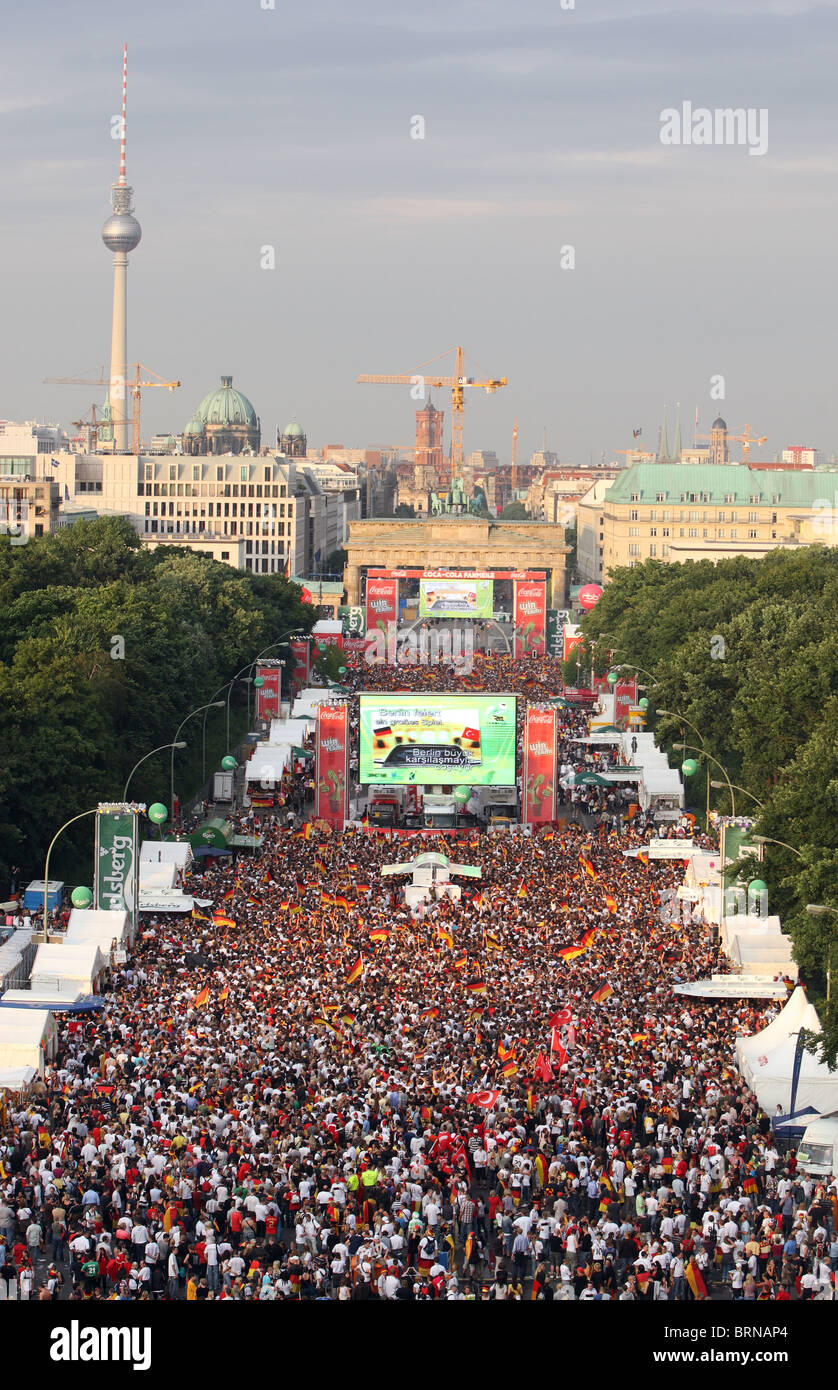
[418,577,494,619]
[359,693,517,785]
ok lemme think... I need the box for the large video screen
[359,693,517,785]
[418,577,494,619]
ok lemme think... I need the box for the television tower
[101,45,141,453]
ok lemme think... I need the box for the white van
[797,1114,838,1176]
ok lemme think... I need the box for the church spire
[658,405,669,463]
[673,403,682,463]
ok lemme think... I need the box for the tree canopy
[578,546,838,1064]
[1,518,314,883]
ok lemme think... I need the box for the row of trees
[0,518,314,885]
[570,547,838,1063]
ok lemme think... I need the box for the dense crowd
[0,654,834,1302]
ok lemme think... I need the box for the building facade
[575,462,838,581]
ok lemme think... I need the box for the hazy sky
[2,0,837,465]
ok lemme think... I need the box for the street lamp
[123,742,186,802]
[752,834,804,861]
[805,904,838,1002]
[42,808,99,935]
[710,780,766,811]
[657,709,709,823]
[171,702,225,821]
[677,743,737,817]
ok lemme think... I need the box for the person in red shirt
[228,1207,243,1249]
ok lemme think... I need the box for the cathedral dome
[711,417,727,430]
[194,376,258,428]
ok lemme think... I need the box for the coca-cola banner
[614,677,637,724]
[523,706,557,824]
[289,639,310,693]
[365,577,399,643]
[255,662,281,720]
[514,580,547,658]
[315,702,349,824]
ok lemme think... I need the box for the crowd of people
[0,653,834,1303]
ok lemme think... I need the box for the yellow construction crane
[71,404,107,452]
[45,363,180,454]
[357,345,507,480]
[696,422,767,462]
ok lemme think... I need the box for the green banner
[419,577,493,620]
[95,806,139,917]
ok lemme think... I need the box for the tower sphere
[102,211,142,253]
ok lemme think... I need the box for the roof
[193,377,258,429]
[604,463,838,506]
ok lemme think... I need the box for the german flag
[558,945,585,962]
[212,914,236,928]
[635,1268,652,1292]
[579,855,598,880]
[194,987,210,1009]
[631,1032,649,1043]
[464,1232,474,1265]
[580,928,597,949]
[516,882,528,899]
[542,830,554,842]
[321,893,336,906]
[369,928,390,944]
[335,895,352,911]
[345,955,364,985]
[356,882,371,893]
[502,1058,518,1079]
[534,1153,548,1187]
[279,901,291,910]
[288,905,302,915]
[312,1015,340,1035]
[637,850,649,866]
[604,896,618,913]
[419,1006,440,1021]
[466,1007,483,1022]
[222,889,235,902]
[484,933,502,953]
[743,1174,758,1195]
[526,1090,536,1114]
[340,1012,356,1026]
[303,822,312,840]
[592,983,613,1004]
[453,953,468,971]
[685,1261,708,1301]
[498,1041,514,1061]
[218,986,229,1004]
[471,892,485,907]
[191,909,211,923]
[465,980,488,996]
[438,926,453,949]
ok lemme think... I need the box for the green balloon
[221,755,237,771]
[607,670,619,686]
[638,698,649,711]
[148,802,168,824]
[317,643,326,653]
[71,885,93,908]
[454,787,471,803]
[682,758,698,777]
[338,666,347,675]
[748,879,768,895]
[253,676,265,689]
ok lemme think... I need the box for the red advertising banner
[315,703,349,824]
[523,706,557,824]
[289,639,310,693]
[614,678,637,724]
[255,662,281,720]
[514,580,547,658]
[365,577,399,652]
[562,627,584,662]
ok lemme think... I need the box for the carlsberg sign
[95,805,139,915]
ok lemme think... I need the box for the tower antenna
[119,42,128,186]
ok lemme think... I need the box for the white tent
[0,1065,37,1091]
[0,1008,57,1078]
[736,985,819,1068]
[30,941,106,998]
[64,909,132,951]
[140,840,192,872]
[268,718,310,746]
[742,1035,838,1115]
[139,862,179,892]
[246,745,292,785]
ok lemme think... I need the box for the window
[629,526,639,537]
[649,543,657,557]
[240,466,248,482]
[662,527,670,537]
[750,493,760,504]
[662,545,669,557]
[662,510,670,522]
[724,493,735,504]
[168,465,176,481]
[772,512,777,523]
[729,511,737,522]
[264,467,272,482]
[216,466,224,481]
[717,527,725,538]
[730,528,737,538]
[649,527,657,537]
[145,464,153,481]
[748,511,758,523]
[649,509,657,521]
[629,509,639,521]
[717,510,725,522]
[679,528,685,537]
[689,510,699,522]
[630,493,641,502]
[749,529,758,539]
[688,528,698,538]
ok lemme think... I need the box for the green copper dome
[283,420,303,438]
[195,376,258,428]
[184,415,204,437]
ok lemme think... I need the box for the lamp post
[710,780,766,811]
[656,709,710,825]
[752,834,804,861]
[805,904,838,1002]
[677,743,737,817]
[42,808,99,936]
[123,742,186,802]
[171,702,225,823]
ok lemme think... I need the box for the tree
[325,548,347,576]
[500,501,529,521]
[313,644,346,685]
[394,502,415,518]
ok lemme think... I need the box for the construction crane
[71,404,107,452]
[696,422,767,462]
[357,345,507,481]
[44,364,180,454]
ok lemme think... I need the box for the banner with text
[255,662,282,720]
[94,805,139,925]
[315,703,350,824]
[513,580,547,658]
[365,576,399,654]
[523,706,557,824]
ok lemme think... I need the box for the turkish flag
[467,1090,501,1109]
[534,1051,554,1083]
[548,1007,572,1029]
